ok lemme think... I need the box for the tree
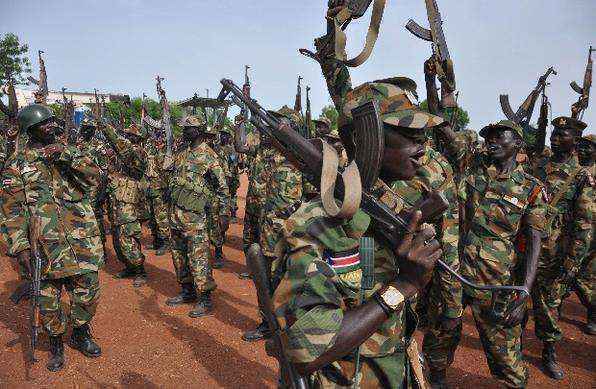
[320,105,339,131]
[419,100,470,131]
[0,33,31,119]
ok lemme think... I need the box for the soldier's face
[183,126,199,142]
[485,129,519,162]
[550,127,577,155]
[30,118,58,144]
[577,140,595,165]
[380,128,425,181]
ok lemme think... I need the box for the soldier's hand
[503,292,529,328]
[16,249,32,278]
[41,143,64,160]
[394,211,442,295]
[220,215,230,233]
[424,56,437,77]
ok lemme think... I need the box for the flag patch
[324,248,361,274]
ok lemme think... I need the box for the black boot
[586,308,596,335]
[47,335,65,372]
[166,283,197,306]
[132,267,148,288]
[242,321,270,342]
[428,369,448,389]
[542,342,564,380]
[213,247,225,269]
[69,324,101,358]
[188,292,213,318]
[115,267,137,279]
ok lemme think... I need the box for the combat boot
[242,321,271,342]
[115,267,137,279]
[428,369,448,389]
[47,335,65,372]
[585,308,596,335]
[541,341,564,380]
[166,283,197,306]
[132,267,148,288]
[188,292,213,318]
[213,247,225,269]
[69,324,101,358]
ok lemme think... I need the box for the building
[13,88,127,108]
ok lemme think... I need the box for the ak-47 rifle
[61,87,77,144]
[500,67,557,125]
[156,76,173,156]
[233,66,252,153]
[246,244,309,389]
[218,78,529,300]
[306,86,313,137]
[407,0,457,108]
[570,46,594,120]
[294,76,303,115]
[28,215,43,362]
[27,51,48,104]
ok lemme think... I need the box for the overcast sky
[2,0,594,134]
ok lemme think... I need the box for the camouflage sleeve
[208,154,230,217]
[268,158,303,214]
[523,182,548,233]
[435,184,463,318]
[566,179,594,274]
[276,248,345,364]
[55,146,101,193]
[318,34,353,119]
[1,160,31,256]
[100,124,146,175]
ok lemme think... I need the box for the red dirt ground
[1,176,594,388]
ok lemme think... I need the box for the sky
[2,0,595,135]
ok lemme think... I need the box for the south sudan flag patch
[324,248,361,274]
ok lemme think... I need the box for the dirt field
[1,176,594,388]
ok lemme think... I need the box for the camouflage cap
[80,117,95,128]
[178,115,217,134]
[479,120,523,140]
[313,117,332,136]
[341,78,445,133]
[551,116,587,133]
[269,105,303,127]
[323,127,341,141]
[581,134,596,145]
[122,123,147,139]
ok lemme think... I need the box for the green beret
[479,120,523,140]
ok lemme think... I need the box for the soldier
[100,122,148,287]
[145,128,171,256]
[219,127,240,218]
[529,117,593,379]
[13,104,104,371]
[242,106,304,342]
[165,115,230,318]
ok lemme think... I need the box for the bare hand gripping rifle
[500,67,557,125]
[218,78,528,297]
[407,0,457,108]
[570,46,594,120]
[156,76,173,156]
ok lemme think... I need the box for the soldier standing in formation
[164,115,229,318]
[13,104,105,371]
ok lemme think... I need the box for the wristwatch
[374,284,406,316]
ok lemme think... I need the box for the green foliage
[320,105,339,130]
[0,33,31,91]
[48,103,63,118]
[420,100,470,131]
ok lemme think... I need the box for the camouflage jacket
[529,151,594,274]
[0,151,29,257]
[101,124,147,181]
[390,145,463,318]
[145,140,168,194]
[262,148,303,219]
[273,199,416,388]
[246,145,275,213]
[168,142,230,226]
[460,154,547,300]
[16,145,103,279]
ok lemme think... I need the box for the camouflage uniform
[529,144,593,344]
[168,137,229,294]
[102,124,147,275]
[206,135,228,250]
[145,139,171,248]
[220,128,241,216]
[450,123,548,388]
[16,144,104,336]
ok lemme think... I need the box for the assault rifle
[156,76,173,156]
[27,50,49,104]
[294,76,303,114]
[407,0,456,108]
[570,46,594,120]
[218,78,529,298]
[305,86,313,137]
[61,87,77,144]
[234,66,252,153]
[28,216,43,362]
[500,67,557,125]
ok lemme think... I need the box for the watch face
[383,287,404,309]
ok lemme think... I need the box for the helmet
[17,104,55,133]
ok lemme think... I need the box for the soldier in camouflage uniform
[528,117,594,379]
[165,115,230,318]
[573,133,595,335]
[100,123,148,287]
[219,127,240,218]
[13,104,104,371]
[145,129,171,256]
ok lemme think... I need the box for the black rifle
[294,75,303,115]
[500,67,557,125]
[246,244,309,389]
[407,0,456,108]
[28,216,43,362]
[27,50,49,104]
[61,87,77,144]
[218,78,528,297]
[570,46,594,120]
[156,76,173,157]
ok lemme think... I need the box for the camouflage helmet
[551,116,587,134]
[17,104,55,133]
[313,117,332,136]
[178,115,217,134]
[341,77,445,133]
[122,123,148,139]
[479,120,523,140]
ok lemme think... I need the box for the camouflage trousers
[148,192,171,243]
[259,213,284,260]
[227,174,239,216]
[109,198,145,271]
[531,266,567,343]
[170,207,216,294]
[206,202,225,249]
[40,271,100,336]
[569,254,595,317]
[425,296,527,388]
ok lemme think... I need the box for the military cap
[269,106,303,127]
[581,134,596,145]
[122,123,147,139]
[313,117,332,136]
[341,78,445,135]
[479,120,523,140]
[551,116,587,133]
[323,127,341,141]
[178,115,217,135]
